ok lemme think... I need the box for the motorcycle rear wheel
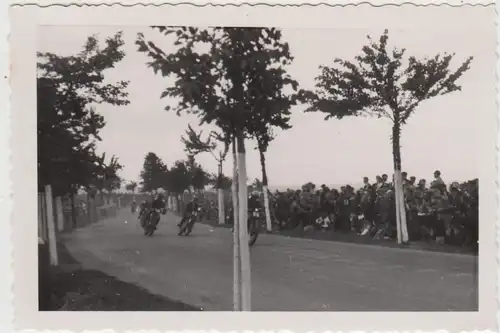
[184,218,196,236]
[178,219,190,236]
[248,218,259,246]
[144,224,155,236]
[144,218,156,237]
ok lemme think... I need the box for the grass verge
[44,243,201,311]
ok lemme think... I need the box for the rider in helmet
[152,193,164,210]
[149,194,165,228]
[248,191,262,211]
[138,200,150,227]
[177,196,200,227]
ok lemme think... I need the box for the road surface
[63,209,478,311]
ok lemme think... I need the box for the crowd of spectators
[206,170,478,247]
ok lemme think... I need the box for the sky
[37,6,495,189]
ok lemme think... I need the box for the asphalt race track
[63,209,478,311]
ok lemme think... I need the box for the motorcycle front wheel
[248,218,259,246]
[144,224,155,237]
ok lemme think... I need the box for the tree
[250,178,263,191]
[300,29,473,244]
[37,31,129,199]
[181,124,231,225]
[125,181,138,194]
[37,78,104,198]
[184,155,210,192]
[139,152,167,193]
[251,127,276,232]
[137,26,298,311]
[91,152,123,204]
[102,156,123,195]
[209,174,232,190]
[166,160,191,211]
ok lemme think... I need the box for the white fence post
[38,193,47,242]
[55,196,64,232]
[168,196,173,211]
[44,185,58,266]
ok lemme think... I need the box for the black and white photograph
[9,1,497,331]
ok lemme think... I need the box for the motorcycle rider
[177,196,200,227]
[131,199,137,213]
[138,200,150,227]
[248,191,262,211]
[149,194,164,228]
[229,191,262,232]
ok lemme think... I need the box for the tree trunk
[70,192,77,227]
[44,185,59,266]
[231,136,241,311]
[236,131,251,311]
[393,170,402,242]
[217,162,225,225]
[86,192,91,226]
[392,123,409,244]
[397,172,409,242]
[259,149,272,232]
[218,189,225,225]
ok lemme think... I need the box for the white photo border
[5,0,498,332]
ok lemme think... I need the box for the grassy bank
[43,243,201,311]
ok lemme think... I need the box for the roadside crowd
[205,170,478,246]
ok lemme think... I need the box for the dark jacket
[248,195,261,210]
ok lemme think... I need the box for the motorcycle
[178,207,201,236]
[143,209,160,237]
[248,208,261,246]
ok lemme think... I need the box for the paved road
[63,209,478,311]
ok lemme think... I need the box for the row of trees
[136,152,229,195]
[136,27,472,311]
[37,32,130,218]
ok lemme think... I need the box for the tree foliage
[37,32,130,197]
[94,153,123,194]
[139,152,168,193]
[181,125,231,163]
[136,27,298,141]
[251,178,263,191]
[185,155,210,191]
[209,173,232,190]
[139,152,210,194]
[181,124,232,189]
[37,32,129,108]
[125,181,138,193]
[300,29,473,127]
[167,160,191,194]
[299,29,473,168]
